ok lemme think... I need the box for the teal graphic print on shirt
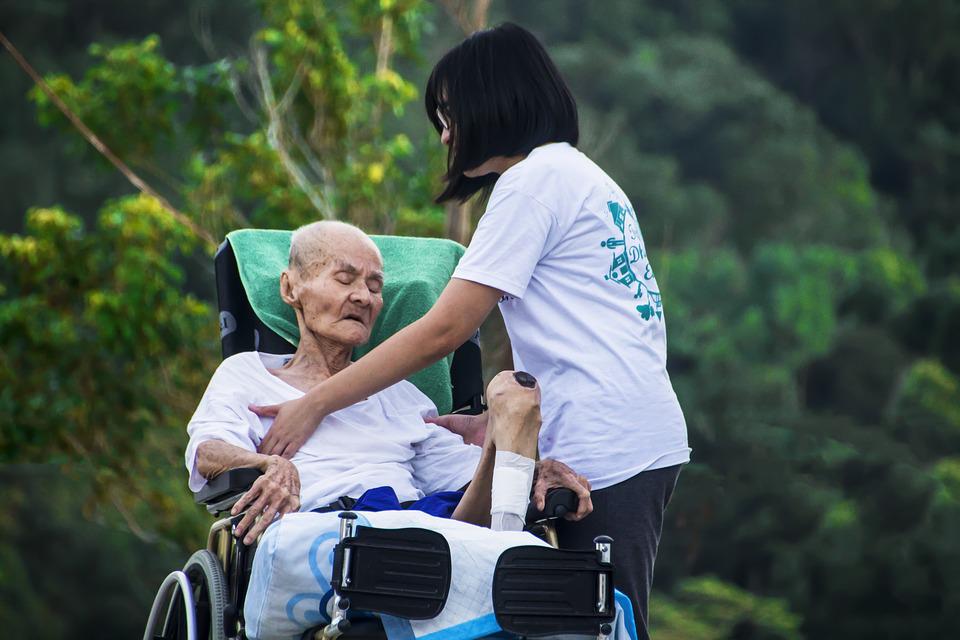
[601,200,663,320]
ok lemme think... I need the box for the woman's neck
[464,154,526,178]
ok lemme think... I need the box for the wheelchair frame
[144,235,619,640]
[144,471,616,640]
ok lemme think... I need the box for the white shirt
[185,352,481,512]
[453,142,690,489]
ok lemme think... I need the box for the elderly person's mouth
[341,313,367,326]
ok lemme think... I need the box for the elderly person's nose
[348,282,372,305]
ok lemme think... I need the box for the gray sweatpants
[555,464,682,640]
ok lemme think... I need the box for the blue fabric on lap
[318,486,464,519]
[398,490,464,518]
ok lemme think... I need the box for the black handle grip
[525,487,579,522]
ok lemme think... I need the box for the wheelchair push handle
[526,487,579,522]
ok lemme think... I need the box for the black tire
[182,550,229,640]
[146,550,230,640]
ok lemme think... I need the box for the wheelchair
[143,232,618,640]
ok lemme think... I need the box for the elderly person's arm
[424,412,592,520]
[195,440,302,544]
[410,371,593,529]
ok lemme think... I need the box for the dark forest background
[2,1,959,638]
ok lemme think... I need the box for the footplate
[330,514,451,620]
[492,538,615,637]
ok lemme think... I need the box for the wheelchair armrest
[194,467,264,506]
[526,488,579,523]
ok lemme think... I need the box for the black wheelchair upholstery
[493,543,615,636]
[330,515,452,620]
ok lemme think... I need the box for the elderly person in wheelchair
[186,221,591,545]
[147,221,623,640]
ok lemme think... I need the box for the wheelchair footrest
[492,545,615,637]
[331,526,451,620]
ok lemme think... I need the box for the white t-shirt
[184,352,481,512]
[453,142,690,489]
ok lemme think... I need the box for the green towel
[226,229,466,414]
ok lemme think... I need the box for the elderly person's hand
[231,455,302,544]
[532,459,593,521]
[425,411,489,447]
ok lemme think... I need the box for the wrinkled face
[282,234,385,347]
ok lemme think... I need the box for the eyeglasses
[436,107,450,131]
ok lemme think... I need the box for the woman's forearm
[196,440,272,480]
[305,279,502,417]
[307,314,455,414]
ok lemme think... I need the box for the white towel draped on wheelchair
[245,510,637,640]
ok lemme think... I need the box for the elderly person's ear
[280,270,302,311]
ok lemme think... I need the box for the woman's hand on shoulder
[251,396,325,458]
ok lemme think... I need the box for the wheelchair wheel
[143,550,228,640]
[184,550,229,640]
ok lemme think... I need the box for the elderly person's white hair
[288,220,381,275]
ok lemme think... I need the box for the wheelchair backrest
[214,233,484,415]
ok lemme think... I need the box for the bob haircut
[425,22,579,203]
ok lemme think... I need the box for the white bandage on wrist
[490,450,535,532]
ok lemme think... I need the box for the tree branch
[0,31,217,250]
[252,45,336,220]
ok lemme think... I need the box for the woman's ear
[280,270,301,309]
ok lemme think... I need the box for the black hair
[425,22,579,203]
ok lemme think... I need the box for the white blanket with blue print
[243,510,636,640]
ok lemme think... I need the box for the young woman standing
[253,23,689,639]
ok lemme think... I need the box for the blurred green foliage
[26,0,446,238]
[0,465,188,640]
[652,577,802,640]
[1,0,959,638]
[0,196,212,545]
